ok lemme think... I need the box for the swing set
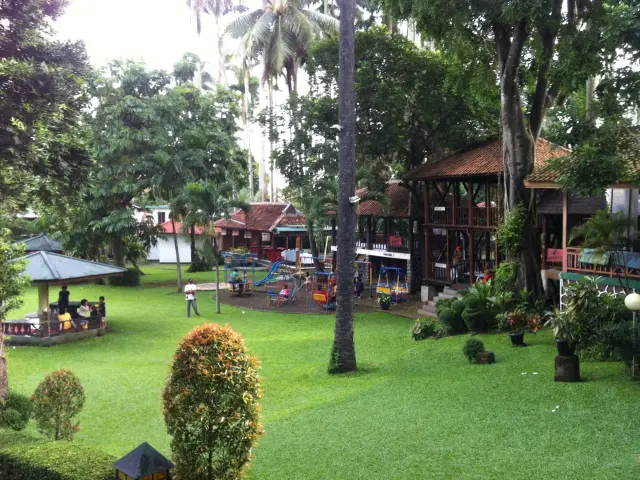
[309,271,337,312]
[223,252,256,296]
[376,265,409,304]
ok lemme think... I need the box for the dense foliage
[0,0,93,211]
[411,318,444,340]
[0,391,31,431]
[0,440,115,480]
[163,324,263,479]
[31,370,85,440]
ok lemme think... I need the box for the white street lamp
[624,293,640,378]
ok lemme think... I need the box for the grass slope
[4,280,640,479]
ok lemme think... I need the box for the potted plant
[377,293,391,311]
[544,309,578,356]
[506,309,540,346]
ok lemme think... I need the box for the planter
[556,340,576,357]
[509,332,525,346]
[380,303,390,311]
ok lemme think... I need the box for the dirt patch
[212,285,422,318]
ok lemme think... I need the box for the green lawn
[4,279,640,479]
[138,262,267,286]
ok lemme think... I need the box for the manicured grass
[138,262,267,286]
[5,281,640,479]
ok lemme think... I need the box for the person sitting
[328,281,337,302]
[58,311,72,331]
[229,269,241,291]
[482,265,495,283]
[279,284,291,299]
[78,299,91,328]
[354,277,364,298]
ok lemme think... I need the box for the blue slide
[254,261,283,287]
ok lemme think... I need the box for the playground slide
[254,261,283,287]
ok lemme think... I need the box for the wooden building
[404,138,572,287]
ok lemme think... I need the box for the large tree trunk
[0,307,6,402]
[190,225,197,268]
[330,0,357,374]
[497,21,543,298]
[244,69,253,199]
[172,218,183,292]
[112,239,125,267]
[259,84,268,202]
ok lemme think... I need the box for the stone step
[443,287,462,296]
[419,303,437,314]
[434,292,457,300]
[417,308,437,318]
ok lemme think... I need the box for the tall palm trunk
[190,225,197,266]
[268,78,275,202]
[244,69,254,198]
[329,0,357,374]
[215,16,227,86]
[259,84,268,202]
[171,218,183,292]
[213,235,221,314]
[0,309,7,401]
[112,239,125,267]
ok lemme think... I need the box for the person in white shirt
[184,279,200,317]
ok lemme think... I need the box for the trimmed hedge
[0,440,115,480]
[108,267,140,287]
[0,391,32,431]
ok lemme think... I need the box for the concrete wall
[157,235,194,263]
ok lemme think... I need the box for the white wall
[157,234,193,263]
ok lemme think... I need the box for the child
[279,284,291,298]
[58,285,70,315]
[78,299,90,329]
[354,276,364,298]
[98,296,107,327]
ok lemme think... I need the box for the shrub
[494,262,518,293]
[31,370,85,440]
[163,323,263,480]
[0,392,32,431]
[0,440,115,479]
[108,267,140,286]
[438,307,466,334]
[411,318,443,340]
[463,338,485,363]
[451,299,466,316]
[187,247,213,272]
[497,203,527,256]
[435,297,455,316]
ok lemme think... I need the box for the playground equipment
[309,271,337,312]
[324,257,374,298]
[254,261,296,287]
[223,252,256,296]
[266,285,296,307]
[376,266,408,303]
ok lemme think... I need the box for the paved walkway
[197,282,228,291]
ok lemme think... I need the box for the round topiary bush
[163,323,263,480]
[463,338,485,363]
[0,391,32,431]
[438,307,466,334]
[31,370,85,440]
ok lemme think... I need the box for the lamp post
[624,293,640,378]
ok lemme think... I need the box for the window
[157,212,166,224]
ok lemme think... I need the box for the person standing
[98,296,107,327]
[58,285,70,315]
[184,279,200,317]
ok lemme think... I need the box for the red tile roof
[275,214,307,227]
[159,220,204,235]
[356,181,414,218]
[404,138,571,180]
[214,203,303,232]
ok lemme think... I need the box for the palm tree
[182,181,248,314]
[328,0,357,374]
[184,0,242,85]
[226,0,337,201]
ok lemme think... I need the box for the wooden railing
[426,261,450,283]
[2,317,103,337]
[428,207,498,227]
[566,248,640,279]
[356,234,409,252]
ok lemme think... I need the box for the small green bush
[451,299,466,316]
[494,262,518,293]
[497,203,527,255]
[0,440,115,480]
[0,392,32,431]
[31,370,85,440]
[438,307,466,334]
[411,318,443,340]
[463,338,485,363]
[435,297,455,316]
[108,267,140,286]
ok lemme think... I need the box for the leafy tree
[0,240,29,402]
[0,391,32,431]
[182,181,248,314]
[386,0,640,296]
[0,0,93,210]
[162,323,263,480]
[31,369,85,440]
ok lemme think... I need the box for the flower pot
[380,303,390,311]
[556,340,576,357]
[509,332,525,346]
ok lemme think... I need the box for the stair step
[417,308,437,318]
[443,287,461,296]
[419,304,437,314]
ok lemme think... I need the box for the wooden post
[485,179,490,227]
[452,182,457,225]
[541,214,548,270]
[469,231,475,283]
[366,216,372,249]
[562,190,568,272]
[424,181,430,282]
[468,180,473,227]
[37,283,49,315]
[446,229,451,283]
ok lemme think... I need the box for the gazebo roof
[12,234,62,253]
[113,442,174,478]
[12,251,126,283]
